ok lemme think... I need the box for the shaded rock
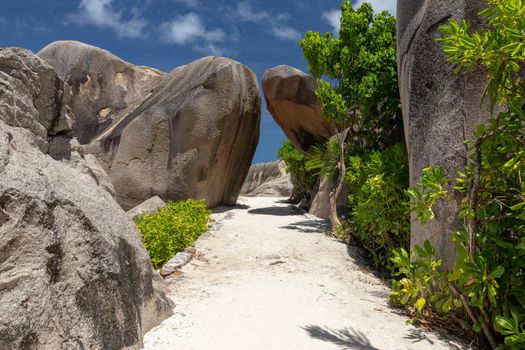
[0,47,172,350]
[241,161,293,197]
[127,196,167,220]
[38,41,164,144]
[308,175,349,220]
[0,48,73,153]
[262,65,332,153]
[397,0,489,268]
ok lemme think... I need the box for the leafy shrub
[278,140,316,202]
[390,1,525,348]
[345,143,410,268]
[390,241,450,318]
[135,199,211,269]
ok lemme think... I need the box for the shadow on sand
[248,205,300,216]
[303,325,466,350]
[302,325,379,350]
[213,204,249,214]
[280,219,331,233]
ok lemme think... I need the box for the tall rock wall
[397,0,488,268]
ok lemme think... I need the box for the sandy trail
[143,196,469,350]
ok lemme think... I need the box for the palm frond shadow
[302,325,379,350]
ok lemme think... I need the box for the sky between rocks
[0,0,396,163]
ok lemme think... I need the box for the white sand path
[143,196,472,350]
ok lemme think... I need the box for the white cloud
[195,43,228,56]
[70,0,148,38]
[354,0,397,15]
[236,2,300,41]
[322,9,340,35]
[173,0,199,8]
[237,1,269,22]
[161,13,227,54]
[161,13,225,44]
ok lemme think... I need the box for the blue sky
[0,0,396,163]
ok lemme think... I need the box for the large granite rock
[0,48,172,350]
[38,41,164,144]
[241,161,293,197]
[397,0,488,268]
[262,65,332,154]
[39,41,261,211]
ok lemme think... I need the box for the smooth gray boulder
[127,196,167,219]
[0,48,172,350]
[40,41,262,211]
[241,161,293,197]
[397,0,488,268]
[91,56,261,210]
[262,65,332,154]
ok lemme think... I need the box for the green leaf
[415,297,426,311]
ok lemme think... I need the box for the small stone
[163,252,192,270]
[184,247,197,256]
[159,267,176,278]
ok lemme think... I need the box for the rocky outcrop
[39,41,261,210]
[241,161,293,197]
[262,65,331,154]
[38,41,164,144]
[397,0,488,268]
[127,196,167,220]
[0,48,172,350]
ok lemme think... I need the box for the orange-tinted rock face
[262,65,332,154]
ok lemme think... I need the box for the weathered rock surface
[0,48,172,350]
[241,161,293,197]
[308,175,349,220]
[38,41,164,144]
[127,196,167,220]
[40,41,262,211]
[397,0,489,268]
[262,65,331,154]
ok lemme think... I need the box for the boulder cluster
[0,41,261,349]
[0,1,491,342]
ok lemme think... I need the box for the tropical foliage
[345,143,410,268]
[391,1,525,348]
[135,199,211,269]
[299,1,401,229]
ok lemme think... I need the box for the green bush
[345,143,410,268]
[278,140,316,202]
[135,199,211,269]
[391,1,525,348]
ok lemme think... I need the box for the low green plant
[390,241,450,318]
[278,140,316,202]
[135,199,211,269]
[345,143,410,268]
